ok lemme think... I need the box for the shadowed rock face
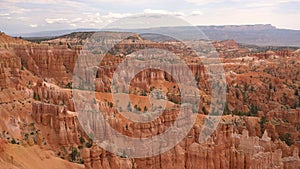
[0,32,300,169]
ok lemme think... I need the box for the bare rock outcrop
[32,102,80,146]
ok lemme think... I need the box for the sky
[0,0,300,35]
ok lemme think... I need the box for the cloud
[185,0,296,6]
[246,2,275,8]
[1,5,31,14]
[87,0,163,5]
[45,18,68,24]
[185,0,223,5]
[30,24,38,27]
[144,9,185,16]
[1,0,299,34]
[103,12,133,19]
[0,13,10,17]
[2,0,85,7]
[16,17,30,21]
[186,4,298,27]
[191,10,203,16]
[245,0,295,8]
[43,12,134,27]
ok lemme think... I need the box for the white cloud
[2,0,85,7]
[185,0,296,6]
[144,9,185,16]
[71,17,82,22]
[191,10,203,16]
[87,0,163,5]
[0,13,10,16]
[185,5,295,26]
[103,12,133,19]
[245,0,295,8]
[45,18,68,24]
[246,2,275,8]
[3,5,31,14]
[43,12,133,26]
[30,24,38,27]
[16,16,30,21]
[185,0,223,5]
[1,0,299,34]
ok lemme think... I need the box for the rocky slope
[0,32,299,169]
[0,143,84,169]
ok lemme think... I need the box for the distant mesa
[11,24,300,47]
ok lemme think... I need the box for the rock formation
[0,32,299,169]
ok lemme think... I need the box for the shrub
[11,138,17,144]
[295,90,299,96]
[259,116,267,135]
[108,102,113,108]
[33,92,40,100]
[127,102,132,112]
[79,137,85,144]
[248,104,259,116]
[223,102,230,115]
[65,82,72,89]
[86,142,92,148]
[69,147,80,162]
[279,133,293,146]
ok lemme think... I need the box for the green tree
[85,142,92,148]
[223,102,230,115]
[295,90,299,96]
[249,104,259,116]
[279,133,293,146]
[69,147,80,162]
[11,138,17,144]
[79,137,85,144]
[259,116,267,135]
